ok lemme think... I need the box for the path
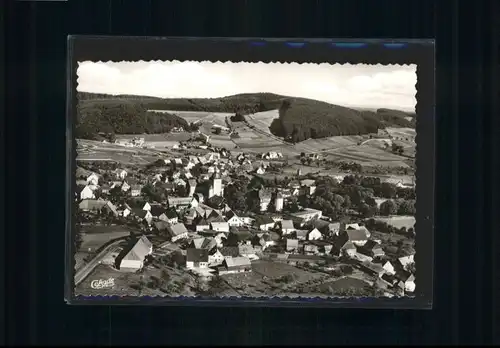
[74,240,123,286]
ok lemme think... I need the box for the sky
[77,61,417,112]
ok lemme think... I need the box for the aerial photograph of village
[72,61,417,299]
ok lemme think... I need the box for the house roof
[192,237,216,250]
[254,215,275,225]
[186,248,209,262]
[295,230,308,238]
[300,179,316,187]
[210,222,229,229]
[150,205,166,217]
[122,236,152,262]
[361,261,385,273]
[168,223,188,236]
[280,220,294,230]
[154,221,170,231]
[165,209,178,219]
[225,210,238,220]
[168,197,193,206]
[79,199,107,210]
[207,215,226,224]
[224,256,251,268]
[219,246,240,257]
[131,208,149,219]
[258,190,272,200]
[345,229,368,241]
[196,218,209,226]
[363,240,383,250]
[238,245,256,255]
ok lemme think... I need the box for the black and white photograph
[72,59,418,299]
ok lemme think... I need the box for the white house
[115,169,127,180]
[214,233,227,247]
[195,218,210,232]
[256,166,266,175]
[382,261,396,275]
[259,190,272,212]
[122,207,131,218]
[186,248,209,269]
[286,239,299,252]
[142,202,152,211]
[210,222,230,233]
[208,250,225,266]
[130,185,142,197]
[86,173,100,186]
[307,228,323,241]
[225,211,244,227]
[121,181,131,192]
[117,236,153,272]
[80,186,95,200]
[275,193,284,212]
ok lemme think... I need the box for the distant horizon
[77,61,417,112]
[78,90,416,114]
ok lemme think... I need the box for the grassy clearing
[316,276,371,293]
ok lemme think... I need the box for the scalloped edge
[71,59,419,302]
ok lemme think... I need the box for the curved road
[74,240,123,286]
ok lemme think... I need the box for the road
[74,240,123,286]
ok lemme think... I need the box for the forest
[75,92,416,142]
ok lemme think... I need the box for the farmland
[77,139,173,165]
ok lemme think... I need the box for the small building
[254,215,275,231]
[258,190,272,211]
[359,261,386,278]
[289,208,323,223]
[115,236,153,272]
[225,210,244,227]
[286,239,299,252]
[359,240,385,259]
[218,256,252,275]
[395,269,416,293]
[167,223,189,242]
[131,208,153,225]
[307,228,323,241]
[278,220,295,235]
[130,185,142,197]
[382,261,396,275]
[210,221,230,233]
[186,248,209,269]
[195,218,210,232]
[80,186,95,200]
[238,244,259,260]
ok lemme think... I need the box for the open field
[80,232,131,253]
[251,260,327,284]
[374,216,416,230]
[150,110,233,127]
[220,260,329,297]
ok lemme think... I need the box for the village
[74,129,416,299]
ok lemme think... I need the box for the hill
[75,92,414,141]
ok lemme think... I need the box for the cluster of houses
[76,147,416,294]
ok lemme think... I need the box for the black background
[3,0,497,345]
